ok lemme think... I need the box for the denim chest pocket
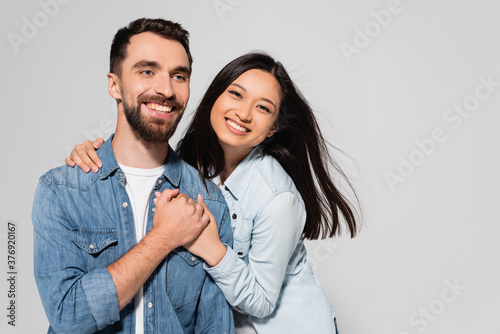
[72,228,118,270]
[166,248,205,308]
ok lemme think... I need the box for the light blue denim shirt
[32,136,234,334]
[205,146,336,333]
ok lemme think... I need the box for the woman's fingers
[85,140,102,169]
[93,138,105,149]
[65,140,103,173]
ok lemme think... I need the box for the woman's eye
[258,105,271,113]
[228,90,242,98]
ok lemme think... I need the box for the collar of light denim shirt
[98,134,182,188]
[222,145,265,201]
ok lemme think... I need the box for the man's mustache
[137,94,184,111]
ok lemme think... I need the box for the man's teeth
[147,103,172,113]
[226,119,248,132]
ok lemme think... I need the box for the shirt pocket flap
[72,228,118,255]
[233,236,251,258]
[172,248,202,266]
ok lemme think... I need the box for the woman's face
[210,69,281,161]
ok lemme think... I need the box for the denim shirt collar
[99,134,182,187]
[223,145,264,200]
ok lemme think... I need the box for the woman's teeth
[147,103,172,113]
[226,119,248,132]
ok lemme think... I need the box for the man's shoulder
[177,160,225,203]
[39,164,102,191]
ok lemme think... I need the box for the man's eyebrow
[174,65,192,77]
[131,61,191,77]
[132,60,160,69]
[230,83,276,108]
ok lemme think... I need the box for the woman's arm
[155,192,228,267]
[205,192,306,318]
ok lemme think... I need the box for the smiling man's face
[109,31,191,143]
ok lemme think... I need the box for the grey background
[1,0,499,333]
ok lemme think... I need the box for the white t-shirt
[119,164,164,334]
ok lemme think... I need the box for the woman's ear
[107,73,122,100]
[267,121,280,138]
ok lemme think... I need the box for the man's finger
[158,188,180,203]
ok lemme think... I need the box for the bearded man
[32,18,234,334]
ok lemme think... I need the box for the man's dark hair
[109,18,193,76]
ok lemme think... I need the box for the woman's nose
[235,104,252,122]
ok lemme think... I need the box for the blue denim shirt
[32,136,234,334]
[205,146,336,333]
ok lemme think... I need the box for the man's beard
[123,93,185,144]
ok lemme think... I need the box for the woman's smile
[210,69,281,162]
[225,118,250,134]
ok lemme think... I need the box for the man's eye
[141,70,154,76]
[173,75,186,81]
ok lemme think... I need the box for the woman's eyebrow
[229,83,276,108]
[230,83,246,92]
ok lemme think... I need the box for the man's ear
[107,73,122,100]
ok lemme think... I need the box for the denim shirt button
[152,207,156,213]
[232,213,237,219]
[89,244,95,250]
[117,172,123,177]
[190,256,196,262]
[122,202,128,208]
[158,179,162,185]
[147,302,153,308]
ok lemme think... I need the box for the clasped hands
[152,189,226,267]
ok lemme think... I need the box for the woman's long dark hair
[177,52,359,239]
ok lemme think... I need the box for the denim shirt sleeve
[195,201,235,333]
[32,180,120,333]
[204,192,305,318]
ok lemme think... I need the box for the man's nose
[154,76,175,98]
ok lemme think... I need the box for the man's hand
[152,189,210,250]
[107,189,210,311]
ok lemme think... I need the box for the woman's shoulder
[250,154,306,226]
[236,150,304,218]
[253,153,300,197]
